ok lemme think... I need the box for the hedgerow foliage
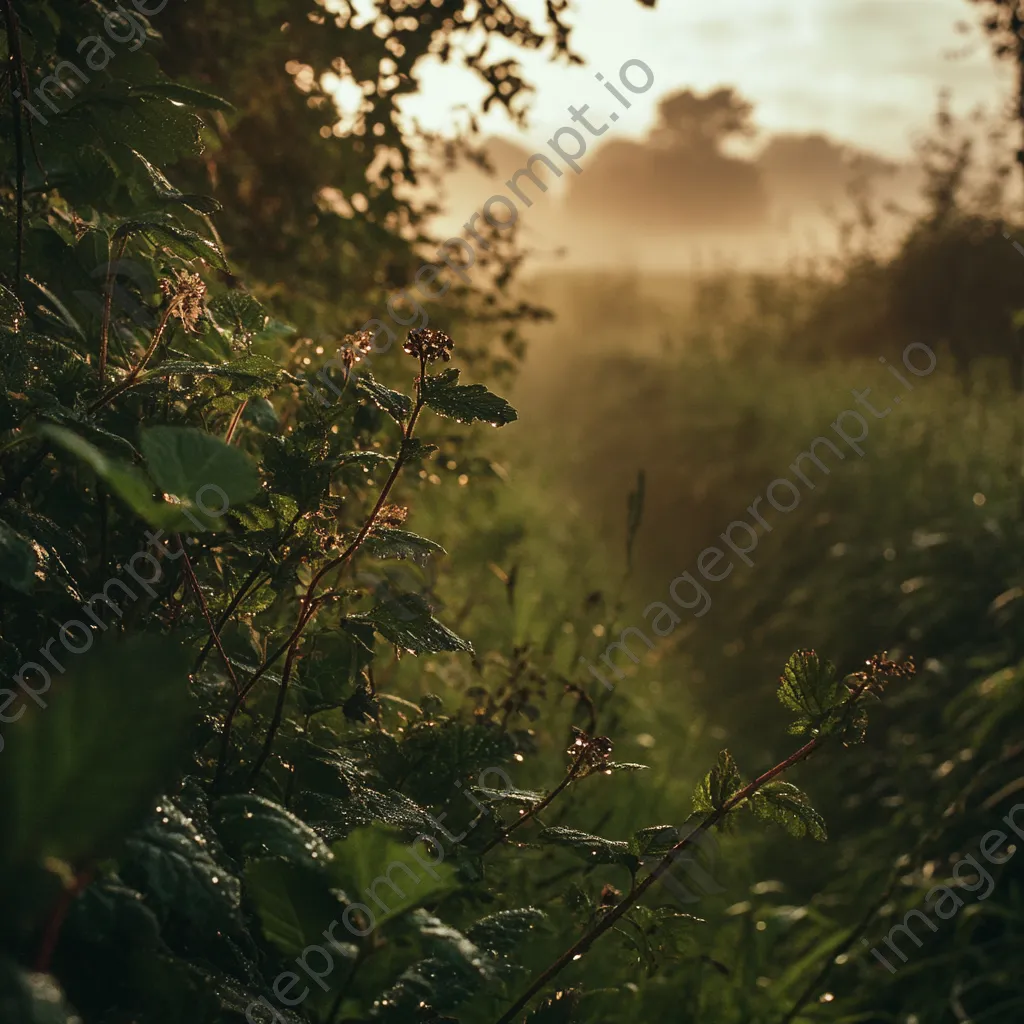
[0,3,914,1022]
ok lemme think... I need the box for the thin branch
[179,535,242,698]
[494,732,834,1024]
[480,746,590,856]
[194,513,301,674]
[99,233,130,379]
[89,304,173,413]
[216,362,428,789]
[241,380,425,786]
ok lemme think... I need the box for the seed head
[403,328,454,363]
[159,270,206,333]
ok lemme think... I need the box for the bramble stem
[494,737,821,1024]
[480,747,590,856]
[220,355,429,789]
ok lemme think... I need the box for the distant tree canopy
[563,87,896,234]
[565,86,767,230]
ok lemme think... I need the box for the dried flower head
[377,504,409,528]
[159,270,206,333]
[567,727,614,776]
[403,327,454,363]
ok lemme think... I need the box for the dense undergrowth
[0,3,933,1024]
[505,130,1024,1018]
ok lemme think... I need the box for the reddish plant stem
[35,868,94,973]
[217,358,428,789]
[494,736,824,1024]
[90,304,173,413]
[178,535,241,698]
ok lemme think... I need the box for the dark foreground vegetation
[2,2,1024,1024]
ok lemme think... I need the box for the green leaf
[129,81,234,111]
[244,858,350,958]
[467,908,546,955]
[131,150,222,214]
[294,627,374,715]
[139,354,285,392]
[749,782,827,841]
[777,650,844,726]
[366,527,445,565]
[140,426,262,524]
[629,825,679,857]
[357,373,412,423]
[0,521,38,594]
[356,592,473,655]
[327,825,459,926]
[400,437,439,462]
[213,795,333,870]
[39,424,193,531]
[118,220,230,272]
[121,798,244,936]
[335,450,395,477]
[420,368,518,426]
[535,826,638,869]
[0,635,193,868]
[692,749,743,815]
[207,291,269,345]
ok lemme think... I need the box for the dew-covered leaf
[421,368,517,426]
[213,795,333,870]
[357,373,412,423]
[749,781,827,841]
[692,749,743,815]
[535,826,638,869]
[354,592,473,655]
[777,650,843,723]
[366,528,445,564]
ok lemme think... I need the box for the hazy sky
[405,0,1009,158]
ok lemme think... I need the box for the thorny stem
[493,681,880,1024]
[480,747,591,856]
[218,357,429,790]
[178,535,242,698]
[99,233,129,379]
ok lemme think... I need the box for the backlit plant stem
[480,747,591,856]
[218,355,429,789]
[492,682,883,1024]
